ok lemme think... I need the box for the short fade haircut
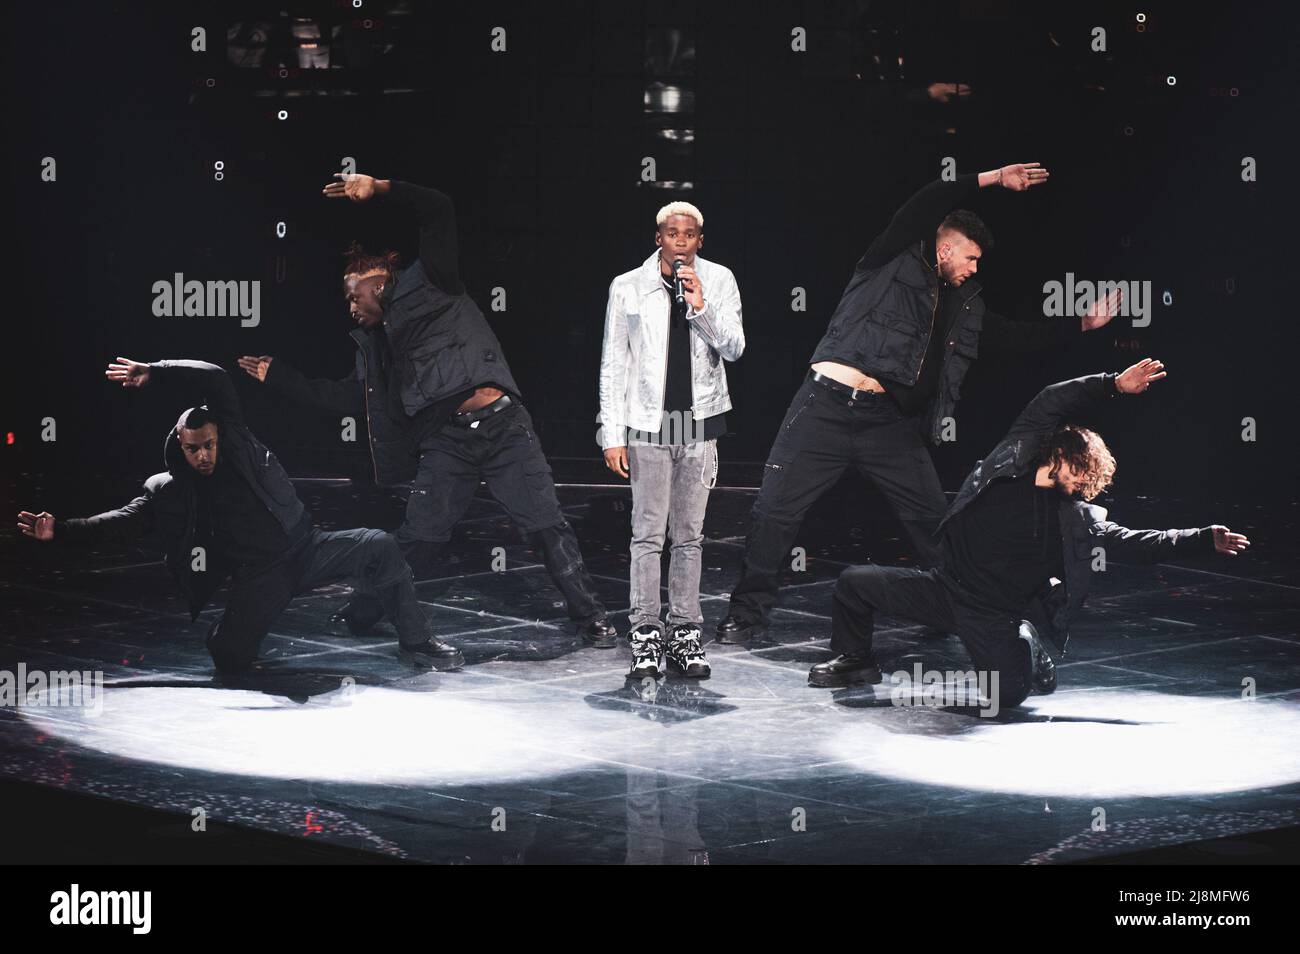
[938,209,993,253]
[176,405,219,435]
[1033,425,1116,501]
[656,202,703,231]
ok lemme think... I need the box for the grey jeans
[627,439,717,630]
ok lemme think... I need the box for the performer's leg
[850,406,946,568]
[951,611,1037,712]
[626,441,674,632]
[663,439,715,678]
[664,439,714,629]
[810,564,954,686]
[478,405,613,639]
[340,429,479,632]
[722,376,853,638]
[298,527,464,669]
[206,560,298,673]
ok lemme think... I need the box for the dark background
[6,0,1295,517]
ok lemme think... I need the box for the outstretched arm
[106,357,243,423]
[1002,358,1165,447]
[1093,521,1249,564]
[322,173,464,295]
[19,491,157,545]
[239,355,364,418]
[981,286,1124,353]
[857,161,1050,270]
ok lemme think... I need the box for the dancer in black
[717,161,1125,643]
[808,359,1250,709]
[240,174,616,646]
[16,358,463,673]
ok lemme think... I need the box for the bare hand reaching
[1081,286,1123,331]
[1115,358,1166,394]
[106,357,151,388]
[998,162,1050,191]
[17,511,55,541]
[1211,526,1251,556]
[237,355,274,382]
[322,173,379,202]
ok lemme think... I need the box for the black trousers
[727,372,947,625]
[831,564,1034,709]
[205,527,429,673]
[378,402,605,623]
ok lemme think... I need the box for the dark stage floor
[2,467,1297,864]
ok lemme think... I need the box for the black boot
[581,617,619,649]
[1019,620,1057,695]
[715,614,766,645]
[808,653,882,688]
[399,638,465,671]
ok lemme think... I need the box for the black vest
[381,260,521,415]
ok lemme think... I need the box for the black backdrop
[7,0,1295,512]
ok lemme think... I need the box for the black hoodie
[59,361,310,619]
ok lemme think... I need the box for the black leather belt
[810,371,888,400]
[450,393,514,427]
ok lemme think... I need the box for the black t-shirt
[194,464,291,566]
[627,272,727,445]
[941,472,1065,613]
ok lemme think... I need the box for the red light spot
[304,811,323,836]
[5,433,13,445]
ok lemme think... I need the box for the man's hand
[926,82,971,104]
[17,511,55,541]
[106,357,151,388]
[322,173,390,202]
[996,162,1050,191]
[1211,525,1251,556]
[676,264,705,312]
[1115,357,1166,394]
[1081,286,1123,332]
[604,446,629,479]
[237,355,274,382]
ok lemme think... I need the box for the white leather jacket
[597,251,745,449]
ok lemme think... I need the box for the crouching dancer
[16,357,463,674]
[808,359,1249,711]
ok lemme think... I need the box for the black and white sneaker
[628,625,665,678]
[666,624,711,679]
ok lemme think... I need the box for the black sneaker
[666,624,711,679]
[627,625,665,678]
[1019,620,1057,695]
[398,638,465,671]
[808,653,883,688]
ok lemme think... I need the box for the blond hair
[656,202,703,230]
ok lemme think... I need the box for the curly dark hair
[1033,425,1116,501]
[938,209,994,253]
[341,241,401,282]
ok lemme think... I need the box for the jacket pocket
[406,336,469,403]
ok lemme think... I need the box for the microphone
[672,257,686,305]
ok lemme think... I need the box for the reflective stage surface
[2,476,1297,864]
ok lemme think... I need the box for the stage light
[821,690,1300,798]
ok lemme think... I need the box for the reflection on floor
[2,474,1297,864]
